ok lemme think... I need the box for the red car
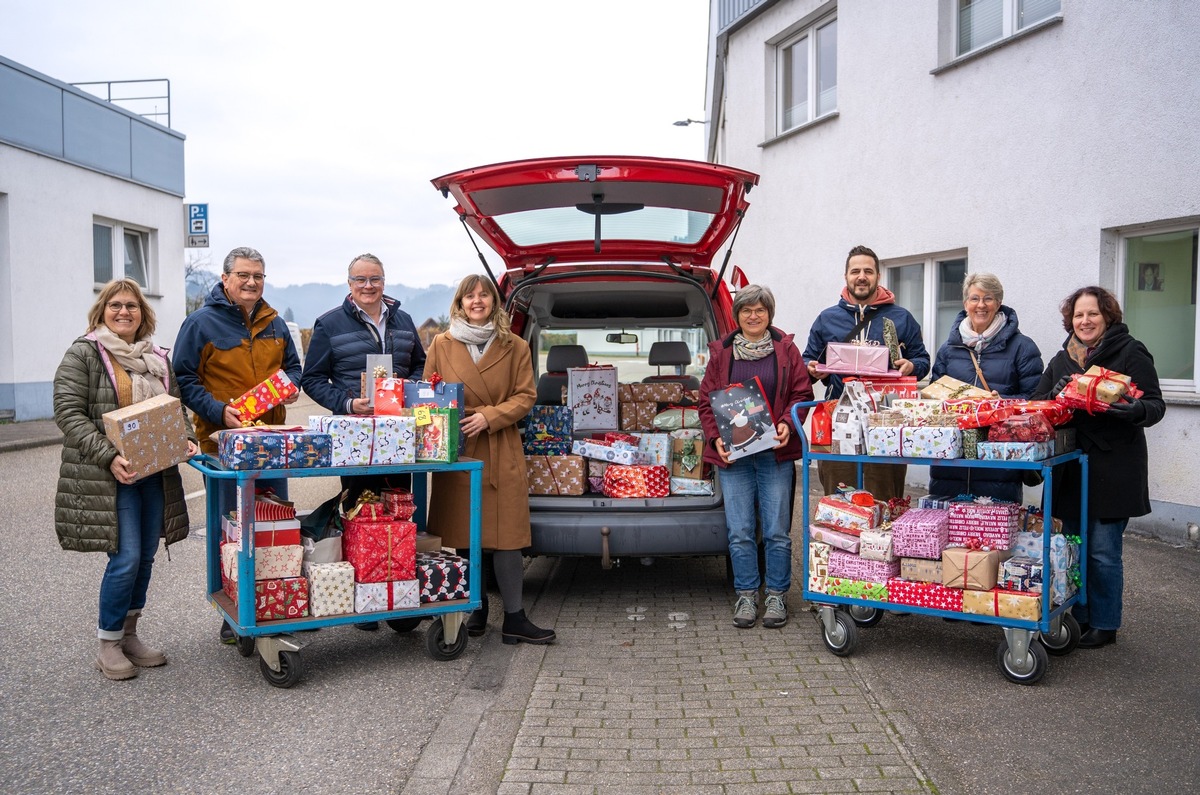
[431,156,760,565]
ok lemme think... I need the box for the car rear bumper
[528,507,729,558]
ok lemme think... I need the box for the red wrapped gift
[380,488,417,520]
[222,576,310,620]
[987,413,1054,442]
[374,377,406,415]
[1056,368,1143,415]
[229,369,298,423]
[944,399,1073,429]
[849,375,920,401]
[342,516,417,583]
[221,515,301,548]
[602,464,670,498]
[886,578,963,612]
[603,431,641,447]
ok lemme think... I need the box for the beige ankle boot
[96,639,138,680]
[121,612,167,667]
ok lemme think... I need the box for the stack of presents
[808,490,1080,620]
[523,363,714,498]
[214,370,465,470]
[219,489,468,622]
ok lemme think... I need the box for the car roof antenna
[457,212,501,292]
[711,208,746,299]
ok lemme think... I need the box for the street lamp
[672,118,708,126]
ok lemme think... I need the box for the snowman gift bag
[709,377,779,462]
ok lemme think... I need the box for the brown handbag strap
[967,349,991,392]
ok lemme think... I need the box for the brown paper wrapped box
[525,454,586,495]
[619,401,658,431]
[1075,365,1132,404]
[102,394,191,481]
[671,437,705,479]
[962,588,1040,621]
[900,557,943,583]
[920,375,991,401]
[630,382,683,404]
[942,546,1012,591]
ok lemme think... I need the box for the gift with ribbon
[947,499,1019,550]
[819,340,891,376]
[402,375,463,409]
[671,436,704,479]
[229,369,299,423]
[942,545,1011,590]
[812,493,881,536]
[342,509,417,583]
[602,464,670,498]
[808,525,861,554]
[354,579,420,613]
[891,508,949,559]
[919,375,992,401]
[961,588,1041,621]
[373,377,407,415]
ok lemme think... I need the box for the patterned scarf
[93,325,167,402]
[449,318,496,363]
[1066,334,1091,369]
[958,312,1006,351]
[732,333,774,361]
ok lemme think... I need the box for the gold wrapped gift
[962,588,1040,621]
[1075,366,1132,404]
[920,376,991,401]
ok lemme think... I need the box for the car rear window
[537,327,707,382]
[495,207,712,247]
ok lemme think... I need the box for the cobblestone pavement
[495,557,933,795]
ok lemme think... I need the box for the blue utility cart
[189,455,483,688]
[791,402,1088,685]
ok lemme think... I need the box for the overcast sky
[0,0,711,287]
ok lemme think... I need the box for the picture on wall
[1137,262,1164,292]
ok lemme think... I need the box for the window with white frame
[1121,224,1199,389]
[777,13,837,135]
[957,0,1060,56]
[93,220,151,288]
[885,253,968,356]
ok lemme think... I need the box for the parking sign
[186,203,208,234]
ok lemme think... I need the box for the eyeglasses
[349,276,384,287]
[966,295,997,306]
[739,307,769,317]
[231,271,265,283]
[106,302,141,313]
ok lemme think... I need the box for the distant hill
[185,278,456,330]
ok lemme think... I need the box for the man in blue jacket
[802,245,930,501]
[301,253,425,629]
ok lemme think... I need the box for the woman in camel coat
[425,274,554,645]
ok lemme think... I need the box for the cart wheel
[425,617,468,661]
[259,650,303,688]
[996,637,1048,685]
[848,605,884,628]
[1039,613,1081,656]
[386,617,422,633]
[235,634,256,658]
[821,610,858,657]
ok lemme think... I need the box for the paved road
[2,398,1198,794]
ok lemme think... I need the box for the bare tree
[185,252,219,314]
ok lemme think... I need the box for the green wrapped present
[825,577,888,601]
[961,427,982,459]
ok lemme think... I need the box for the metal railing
[71,78,171,128]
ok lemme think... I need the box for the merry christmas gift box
[217,429,288,471]
[567,365,618,431]
[886,577,963,612]
[1012,532,1079,605]
[900,557,944,584]
[221,541,303,582]
[961,588,1041,621]
[808,540,832,594]
[630,382,684,404]
[976,441,1054,462]
[633,433,671,467]
[669,477,713,496]
[305,561,356,617]
[525,454,586,496]
[942,546,1011,591]
[228,369,299,423]
[403,379,464,409]
[825,578,889,601]
[866,426,903,456]
[828,550,901,582]
[354,579,421,613]
[947,500,1019,550]
[812,495,881,536]
[342,516,417,583]
[417,551,470,603]
[859,528,896,562]
[891,508,950,559]
[602,464,670,498]
[808,525,861,554]
[999,556,1044,593]
[571,439,643,465]
[525,405,573,440]
[900,426,963,459]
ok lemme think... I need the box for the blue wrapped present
[523,438,572,456]
[403,379,464,409]
[283,431,332,469]
[999,555,1044,593]
[218,430,288,471]
[525,405,573,439]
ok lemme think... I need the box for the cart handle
[791,401,824,457]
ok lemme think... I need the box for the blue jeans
[98,473,165,638]
[1065,516,1127,631]
[717,451,794,594]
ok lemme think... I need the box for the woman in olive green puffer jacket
[54,279,198,681]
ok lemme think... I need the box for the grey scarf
[93,325,167,402]
[732,333,774,361]
[449,318,496,363]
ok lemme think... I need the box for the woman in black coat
[1032,286,1165,649]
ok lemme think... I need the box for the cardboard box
[899,557,943,583]
[415,533,442,554]
[942,547,1012,591]
[670,436,705,479]
[102,394,190,480]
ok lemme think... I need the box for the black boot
[466,592,489,637]
[501,609,556,646]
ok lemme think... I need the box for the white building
[0,55,186,421]
[705,0,1199,541]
